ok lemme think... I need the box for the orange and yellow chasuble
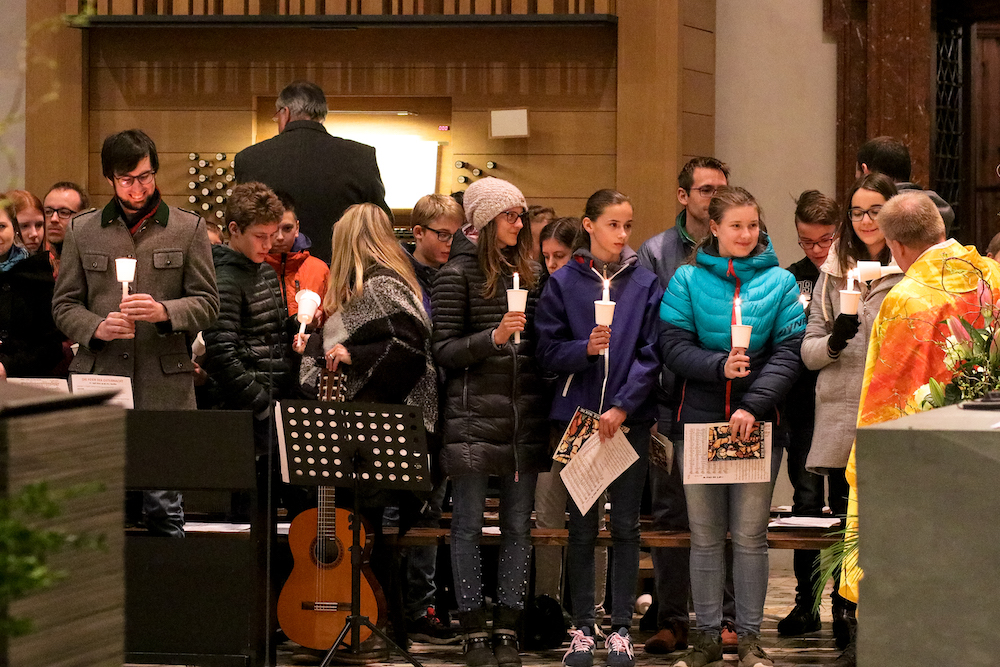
[841,240,1000,603]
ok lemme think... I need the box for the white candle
[122,281,129,300]
[799,294,810,309]
[846,268,857,292]
[513,272,519,291]
[734,296,743,327]
[602,278,610,302]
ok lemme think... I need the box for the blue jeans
[405,480,448,620]
[678,439,782,637]
[450,472,537,613]
[567,426,649,630]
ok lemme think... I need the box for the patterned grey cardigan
[299,265,438,433]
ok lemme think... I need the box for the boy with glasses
[638,156,737,655]
[52,129,220,537]
[777,189,839,639]
[395,192,464,646]
[405,193,465,316]
[42,181,90,277]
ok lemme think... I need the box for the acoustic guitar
[277,367,387,650]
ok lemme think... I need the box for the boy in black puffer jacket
[200,182,295,456]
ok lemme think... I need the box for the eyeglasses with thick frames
[114,170,156,189]
[43,207,79,221]
[691,185,718,198]
[797,236,835,251]
[849,206,882,222]
[497,209,528,225]
[422,226,455,242]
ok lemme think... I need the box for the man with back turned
[234,80,391,263]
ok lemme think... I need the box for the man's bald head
[879,192,946,250]
[880,192,947,272]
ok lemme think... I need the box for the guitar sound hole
[312,537,342,567]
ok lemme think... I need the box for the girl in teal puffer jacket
[660,186,805,667]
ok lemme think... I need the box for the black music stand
[275,400,432,667]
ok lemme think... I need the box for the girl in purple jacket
[535,189,662,667]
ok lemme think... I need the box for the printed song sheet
[560,429,638,514]
[682,421,772,484]
[70,374,135,409]
[6,377,70,392]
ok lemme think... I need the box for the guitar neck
[317,486,336,537]
[316,367,346,537]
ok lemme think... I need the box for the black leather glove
[828,313,860,353]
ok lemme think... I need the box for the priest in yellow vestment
[843,192,1000,605]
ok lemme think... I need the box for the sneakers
[669,629,723,667]
[776,604,821,636]
[563,627,596,667]
[737,633,773,667]
[604,627,635,667]
[408,606,460,644]
[721,620,738,653]
[644,620,689,654]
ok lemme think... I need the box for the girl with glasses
[797,172,901,659]
[431,177,550,667]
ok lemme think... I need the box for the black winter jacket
[0,252,63,377]
[201,244,294,417]
[431,232,549,477]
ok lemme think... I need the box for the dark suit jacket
[234,120,390,263]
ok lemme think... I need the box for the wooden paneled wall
[84,24,616,221]
[72,0,616,16]
[617,0,715,243]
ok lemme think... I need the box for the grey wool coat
[52,198,220,410]
[800,252,901,475]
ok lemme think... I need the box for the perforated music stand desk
[276,400,431,667]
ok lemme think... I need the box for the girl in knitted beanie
[431,177,550,667]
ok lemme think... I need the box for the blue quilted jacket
[658,235,805,440]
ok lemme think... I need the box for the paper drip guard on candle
[294,289,322,334]
[506,288,528,344]
[839,289,861,316]
[856,260,882,282]
[594,299,616,356]
[115,257,137,299]
[731,324,752,349]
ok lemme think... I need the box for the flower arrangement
[914,280,1000,409]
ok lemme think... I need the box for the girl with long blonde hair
[294,202,436,430]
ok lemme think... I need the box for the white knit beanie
[462,177,527,232]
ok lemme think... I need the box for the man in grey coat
[52,129,220,536]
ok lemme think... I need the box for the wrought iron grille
[934,21,963,238]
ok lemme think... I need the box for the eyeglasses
[43,207,79,221]
[422,226,455,242]
[691,185,718,198]
[497,209,527,225]
[114,170,156,189]
[797,235,835,251]
[849,206,882,222]
[272,106,288,123]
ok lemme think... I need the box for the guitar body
[277,367,388,651]
[277,502,384,650]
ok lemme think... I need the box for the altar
[856,403,1000,666]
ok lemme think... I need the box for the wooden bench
[386,526,840,550]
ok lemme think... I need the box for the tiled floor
[276,575,846,666]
